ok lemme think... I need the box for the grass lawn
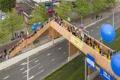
[44,55,85,80]
[105,28,120,51]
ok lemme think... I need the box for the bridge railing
[50,17,120,79]
[54,16,115,60]
[9,20,51,57]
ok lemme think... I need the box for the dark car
[47,7,55,17]
[45,1,53,7]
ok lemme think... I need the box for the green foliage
[55,0,73,20]
[0,0,16,12]
[105,0,116,5]
[55,0,116,18]
[0,9,24,32]
[28,4,48,24]
[0,9,23,44]
[106,28,120,51]
[45,55,85,80]
[92,0,107,12]
[75,0,90,16]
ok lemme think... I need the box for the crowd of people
[0,31,27,62]
[8,21,48,59]
[11,31,27,41]
[53,15,114,59]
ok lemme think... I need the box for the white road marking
[20,67,25,71]
[3,75,9,80]
[47,53,51,56]
[21,58,38,66]
[29,75,35,80]
[58,47,62,50]
[23,69,45,79]
[39,66,43,69]
[34,60,39,63]
[22,63,41,74]
[30,63,41,70]
[34,69,45,76]
[40,69,45,73]
[30,58,37,63]
[51,58,55,62]
[23,70,27,74]
[21,62,27,66]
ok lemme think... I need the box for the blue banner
[86,54,96,70]
[99,67,115,80]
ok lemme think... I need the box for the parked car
[47,7,55,17]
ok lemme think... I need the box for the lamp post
[85,57,87,80]
[112,5,120,27]
[112,8,115,27]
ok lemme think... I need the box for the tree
[92,0,116,12]
[105,0,116,6]
[6,9,23,33]
[92,0,107,12]
[0,0,16,12]
[0,9,24,43]
[28,4,48,24]
[75,0,90,17]
[55,0,73,20]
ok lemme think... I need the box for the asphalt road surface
[0,40,68,80]
[85,12,120,40]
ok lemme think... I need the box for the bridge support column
[68,42,79,61]
[87,71,99,80]
[85,57,98,80]
[86,65,98,80]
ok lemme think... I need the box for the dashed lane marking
[39,66,43,69]
[3,75,9,80]
[22,63,41,74]
[21,62,27,66]
[34,60,39,63]
[51,58,55,62]
[29,76,35,80]
[47,53,51,56]
[58,47,62,50]
[20,67,25,71]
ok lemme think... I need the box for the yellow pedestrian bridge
[8,17,120,79]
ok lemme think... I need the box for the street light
[85,57,87,80]
[112,5,120,27]
[113,8,115,27]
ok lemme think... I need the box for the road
[72,10,120,40]
[85,12,120,40]
[0,40,68,80]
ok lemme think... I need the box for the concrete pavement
[0,40,68,80]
